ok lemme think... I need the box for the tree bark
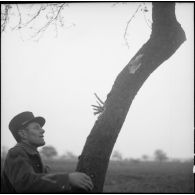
[74,3,186,192]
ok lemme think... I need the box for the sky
[1,2,194,159]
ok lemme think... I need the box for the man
[1,111,93,193]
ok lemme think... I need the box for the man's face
[23,122,45,147]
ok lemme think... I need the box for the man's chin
[39,141,45,147]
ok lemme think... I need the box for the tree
[1,2,186,192]
[111,150,123,161]
[61,151,77,160]
[40,145,58,159]
[75,3,186,192]
[154,149,168,162]
[142,154,149,161]
[1,146,8,159]
[130,158,140,164]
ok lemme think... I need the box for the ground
[1,157,194,193]
[42,158,194,193]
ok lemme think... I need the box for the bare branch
[1,4,12,32]
[16,4,22,28]
[142,4,152,29]
[124,3,142,48]
[2,3,67,40]
[111,2,128,7]
[22,5,46,27]
[94,93,104,105]
[28,3,66,40]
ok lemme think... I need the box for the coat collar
[16,142,39,155]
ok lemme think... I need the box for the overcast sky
[1,2,194,159]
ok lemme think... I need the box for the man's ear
[18,129,27,140]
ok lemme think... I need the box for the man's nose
[41,128,45,134]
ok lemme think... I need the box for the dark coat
[1,142,71,193]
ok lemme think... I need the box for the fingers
[80,181,93,191]
[80,174,94,191]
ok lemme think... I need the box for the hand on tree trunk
[68,172,94,191]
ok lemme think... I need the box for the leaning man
[2,111,93,193]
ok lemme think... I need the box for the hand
[68,172,94,191]
[91,93,105,115]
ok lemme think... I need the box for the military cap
[9,111,45,142]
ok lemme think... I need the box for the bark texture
[74,3,186,192]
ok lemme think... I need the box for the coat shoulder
[8,144,26,158]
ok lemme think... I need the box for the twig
[1,4,11,32]
[22,5,46,27]
[142,7,152,29]
[94,93,104,105]
[29,3,65,40]
[124,3,142,49]
[16,4,22,28]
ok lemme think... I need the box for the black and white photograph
[1,2,194,193]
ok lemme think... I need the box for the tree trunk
[74,3,186,192]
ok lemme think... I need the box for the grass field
[41,158,194,193]
[1,158,194,193]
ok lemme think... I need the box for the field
[1,158,194,193]
[42,158,194,193]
